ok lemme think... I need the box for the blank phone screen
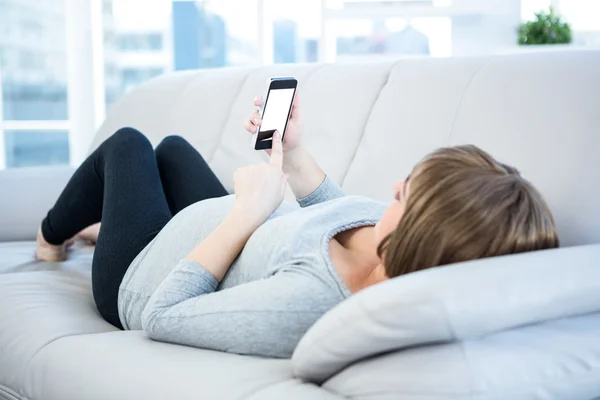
[257,88,295,142]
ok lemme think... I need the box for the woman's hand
[242,94,327,200]
[233,131,289,225]
[243,95,303,156]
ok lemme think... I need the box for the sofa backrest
[94,51,600,248]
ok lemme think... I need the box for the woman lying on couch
[35,96,559,358]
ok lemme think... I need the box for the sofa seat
[0,242,95,275]
[0,243,334,400]
[26,332,293,400]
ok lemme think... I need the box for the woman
[36,96,559,358]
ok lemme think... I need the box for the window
[4,130,70,168]
[173,0,259,69]
[0,0,69,170]
[19,19,44,40]
[327,0,452,6]
[147,34,163,51]
[267,0,322,63]
[1,0,68,122]
[522,0,600,30]
[323,0,452,62]
[121,68,164,92]
[2,82,67,121]
[118,33,164,51]
[2,0,598,171]
[0,48,11,69]
[558,0,600,31]
[103,0,113,16]
[332,18,450,60]
[19,51,45,70]
[522,0,551,20]
[319,0,459,61]
[105,0,259,113]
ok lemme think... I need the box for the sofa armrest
[0,166,75,242]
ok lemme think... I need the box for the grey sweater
[117,177,386,358]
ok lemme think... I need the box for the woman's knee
[155,135,194,159]
[104,127,153,153]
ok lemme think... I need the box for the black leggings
[41,128,228,329]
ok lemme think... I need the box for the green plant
[518,7,572,45]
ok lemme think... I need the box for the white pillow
[292,245,600,384]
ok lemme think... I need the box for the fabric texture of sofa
[1,51,600,400]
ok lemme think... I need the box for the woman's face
[374,179,409,245]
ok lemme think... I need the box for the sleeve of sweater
[140,259,339,358]
[296,175,345,208]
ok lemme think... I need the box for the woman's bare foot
[78,222,101,245]
[35,227,69,262]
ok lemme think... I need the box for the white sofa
[1,51,600,400]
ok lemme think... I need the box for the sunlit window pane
[4,130,70,168]
[331,17,450,61]
[560,0,600,31]
[105,0,259,111]
[0,0,69,121]
[267,0,321,63]
[327,0,452,8]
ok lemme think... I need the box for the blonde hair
[377,145,559,278]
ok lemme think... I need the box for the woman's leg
[40,127,172,329]
[43,135,227,246]
[155,135,228,215]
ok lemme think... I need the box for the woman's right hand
[243,95,303,156]
[233,131,289,225]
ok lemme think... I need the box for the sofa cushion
[0,243,117,397]
[292,245,600,383]
[25,331,293,400]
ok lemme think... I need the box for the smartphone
[254,77,298,151]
